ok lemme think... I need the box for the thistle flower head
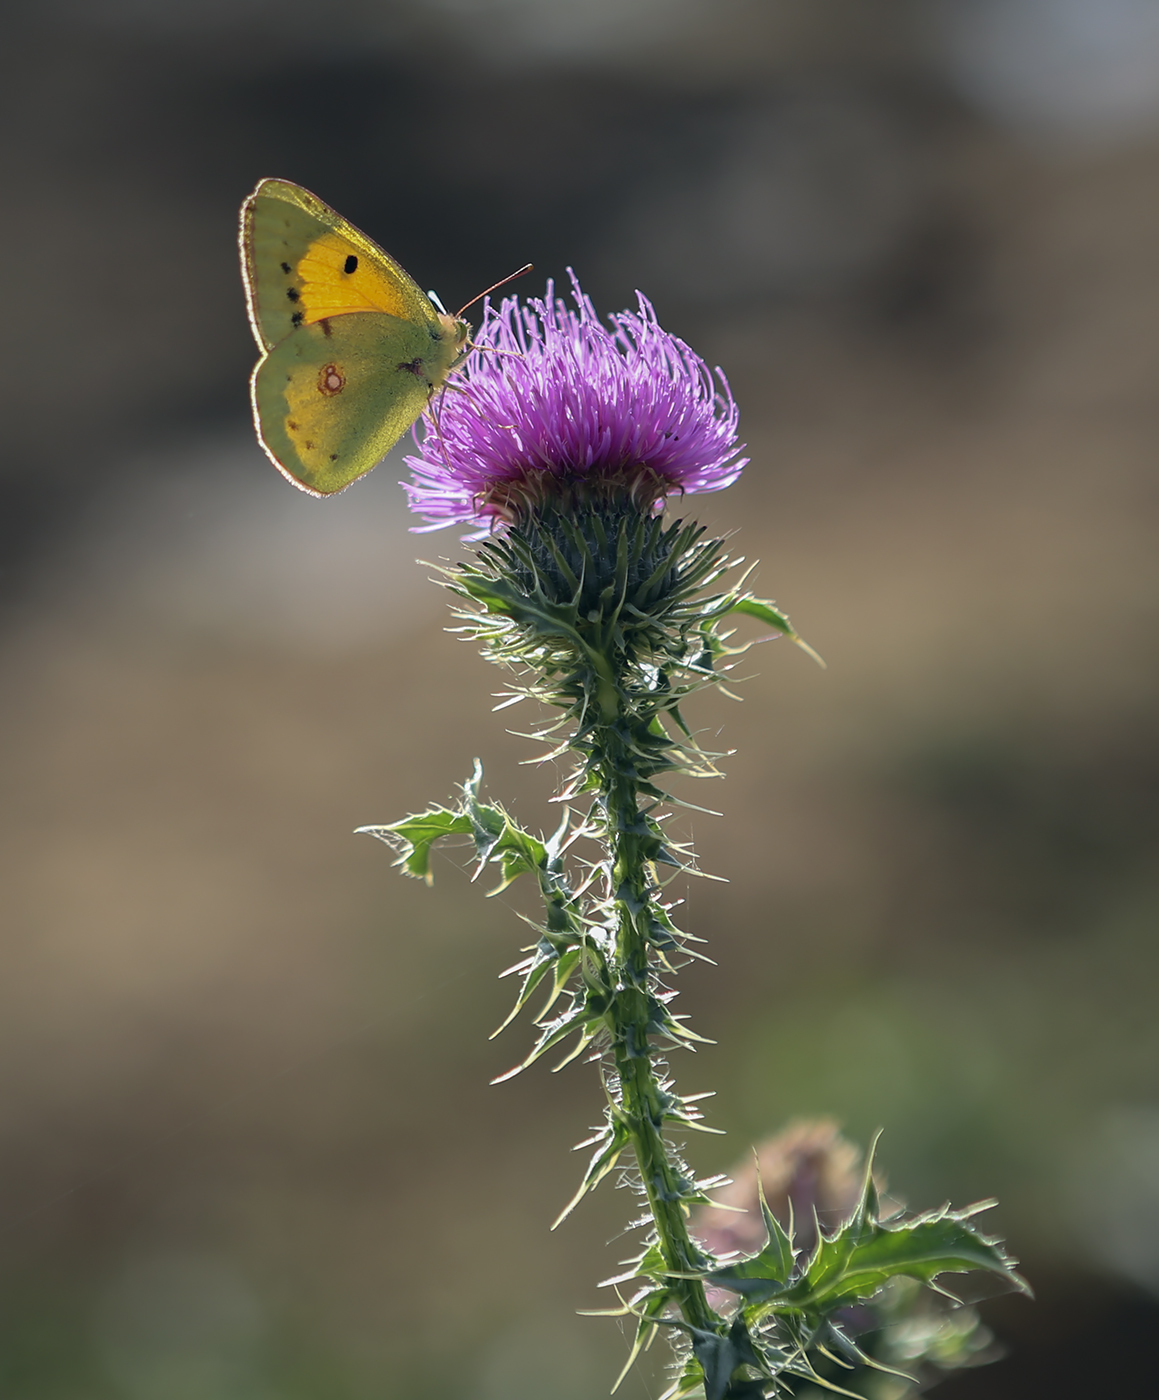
[403,273,747,534]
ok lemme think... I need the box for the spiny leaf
[723,596,826,668]
[693,1319,763,1400]
[553,1120,629,1227]
[357,808,472,884]
[489,943,572,1039]
[711,1136,1026,1325]
[786,1205,1028,1313]
[600,1242,669,1289]
[603,1285,671,1393]
[707,1168,797,1304]
[656,1356,708,1400]
[649,1315,765,1400]
[491,1000,596,1082]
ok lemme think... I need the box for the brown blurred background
[2,2,1159,1396]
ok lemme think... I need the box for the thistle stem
[596,712,717,1334]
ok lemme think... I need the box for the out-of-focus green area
[2,3,1158,1396]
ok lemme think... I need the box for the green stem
[596,711,717,1335]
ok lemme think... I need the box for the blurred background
[2,1,1158,1396]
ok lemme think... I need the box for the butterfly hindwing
[252,311,435,496]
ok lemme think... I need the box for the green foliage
[595,1134,1024,1400]
[440,498,817,765]
[709,1145,1026,1320]
[365,498,1020,1400]
[361,764,714,1112]
[362,760,569,899]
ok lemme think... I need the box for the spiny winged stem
[487,502,756,1357]
[407,497,786,1337]
[596,705,718,1334]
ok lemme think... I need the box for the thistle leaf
[707,1167,797,1304]
[357,808,472,884]
[724,596,826,668]
[779,1152,1027,1314]
[790,1205,1028,1311]
[553,1120,629,1227]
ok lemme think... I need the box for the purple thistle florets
[402,273,748,534]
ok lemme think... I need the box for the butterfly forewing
[241,179,441,351]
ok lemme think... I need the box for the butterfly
[239,178,473,496]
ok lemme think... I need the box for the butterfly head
[441,312,472,368]
[427,288,472,369]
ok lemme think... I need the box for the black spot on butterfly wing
[281,262,292,274]
[291,311,304,326]
[286,287,300,302]
[343,255,358,275]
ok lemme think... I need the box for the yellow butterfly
[239,178,472,496]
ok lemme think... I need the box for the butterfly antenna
[456,263,533,319]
